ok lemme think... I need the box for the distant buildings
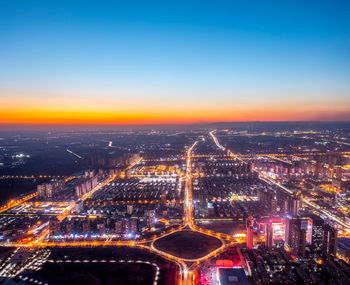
[75,176,98,199]
[37,179,65,198]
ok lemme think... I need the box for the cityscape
[1,124,350,284]
[1,1,350,285]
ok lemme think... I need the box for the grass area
[24,247,177,285]
[27,262,155,285]
[153,230,222,259]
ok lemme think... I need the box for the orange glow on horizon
[1,95,349,125]
[1,107,349,125]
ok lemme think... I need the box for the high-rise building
[246,216,254,228]
[82,219,90,235]
[37,179,65,199]
[271,221,285,241]
[49,218,60,236]
[75,176,98,199]
[288,195,301,216]
[130,219,138,233]
[247,226,254,249]
[285,217,306,257]
[290,223,306,258]
[145,209,156,228]
[311,216,324,249]
[266,224,273,249]
[37,184,45,198]
[161,193,167,206]
[123,219,138,235]
[127,205,133,215]
[66,220,74,235]
[323,224,338,257]
[97,220,106,235]
[246,216,254,249]
[271,196,278,215]
[115,220,123,234]
[200,192,209,216]
[37,183,53,198]
[300,217,313,245]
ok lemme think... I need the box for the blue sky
[1,0,350,123]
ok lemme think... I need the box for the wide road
[209,130,350,231]
[2,138,241,285]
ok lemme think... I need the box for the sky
[0,0,350,124]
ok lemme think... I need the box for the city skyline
[1,1,350,124]
[1,2,350,284]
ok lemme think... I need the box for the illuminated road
[66,149,83,159]
[209,130,350,232]
[209,130,225,152]
[0,192,38,213]
[1,131,348,284]
[0,139,243,285]
[81,175,117,202]
[184,141,198,227]
[258,175,350,231]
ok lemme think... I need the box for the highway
[66,149,83,159]
[209,130,350,232]
[0,139,242,285]
[184,141,198,227]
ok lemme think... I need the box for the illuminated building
[97,220,106,235]
[285,217,306,257]
[124,219,138,234]
[49,218,60,236]
[217,268,249,285]
[161,193,166,206]
[311,216,324,249]
[288,195,301,217]
[271,221,285,241]
[200,192,209,215]
[46,184,54,198]
[323,223,338,257]
[271,196,278,215]
[258,188,278,214]
[145,209,156,228]
[246,216,254,228]
[300,217,313,245]
[285,218,294,245]
[266,224,273,249]
[115,220,123,234]
[37,179,65,198]
[127,205,133,215]
[82,219,90,235]
[37,183,53,198]
[66,220,74,235]
[130,219,138,233]
[75,176,98,199]
[247,226,254,249]
[208,202,215,216]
